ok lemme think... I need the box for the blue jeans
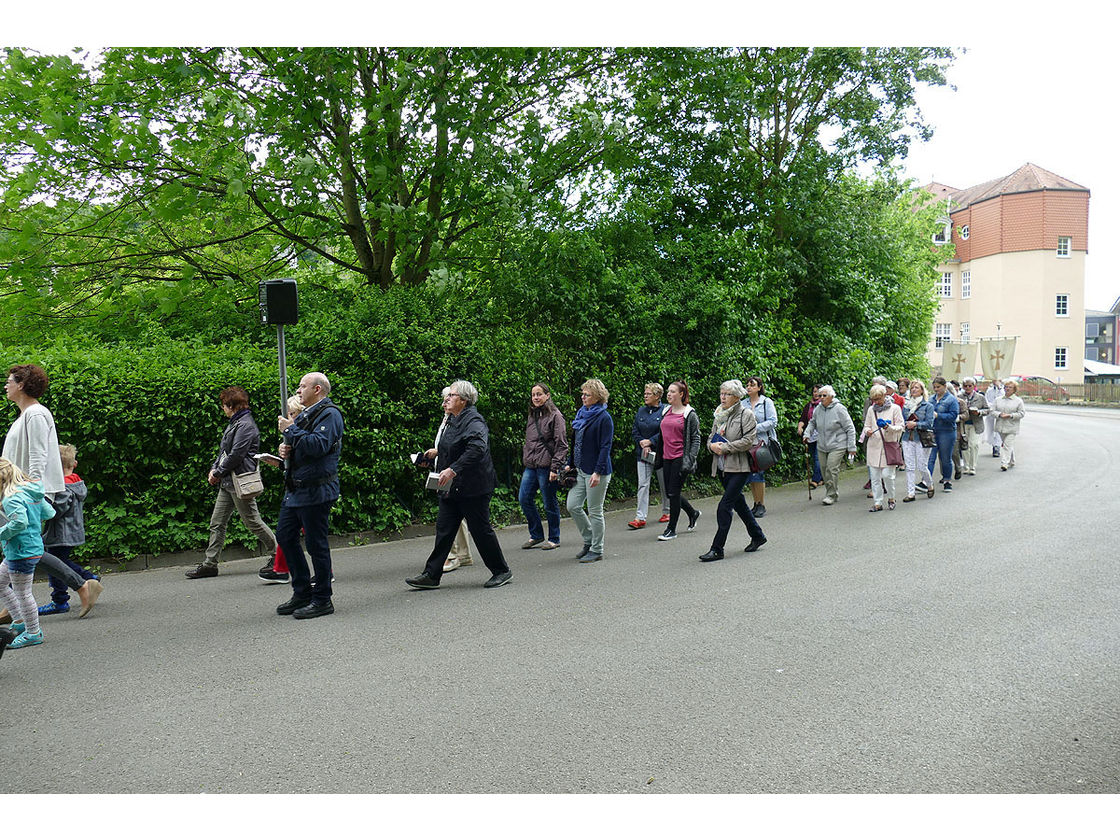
[807,441,823,483]
[46,546,97,605]
[276,501,334,605]
[518,468,560,543]
[931,429,956,482]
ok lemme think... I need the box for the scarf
[571,402,607,431]
[713,401,737,434]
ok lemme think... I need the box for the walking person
[187,387,278,579]
[656,381,701,541]
[993,380,1025,471]
[860,384,904,511]
[984,378,1005,458]
[900,380,936,502]
[37,444,99,615]
[629,383,670,529]
[275,372,345,618]
[744,376,777,518]
[929,376,960,493]
[565,378,615,563]
[518,383,568,551]
[796,385,824,489]
[801,385,856,506]
[406,380,512,590]
[428,387,474,573]
[698,380,766,562]
[958,377,989,476]
[1,364,103,618]
[258,394,304,584]
[0,459,55,649]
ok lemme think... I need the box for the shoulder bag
[231,467,265,500]
[877,426,904,467]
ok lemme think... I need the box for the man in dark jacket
[275,372,344,619]
[407,380,512,591]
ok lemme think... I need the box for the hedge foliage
[0,188,936,563]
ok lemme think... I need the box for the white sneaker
[540,541,560,550]
[443,556,461,572]
[822,497,836,506]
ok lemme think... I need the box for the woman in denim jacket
[744,376,778,518]
[900,379,936,502]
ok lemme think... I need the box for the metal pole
[277,324,289,419]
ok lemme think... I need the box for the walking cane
[804,441,812,500]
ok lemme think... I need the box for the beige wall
[927,249,1086,384]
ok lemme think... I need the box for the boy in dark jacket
[38,444,100,616]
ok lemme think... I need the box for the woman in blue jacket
[566,378,614,564]
[744,376,778,518]
[928,376,960,493]
[900,379,936,502]
[629,382,669,529]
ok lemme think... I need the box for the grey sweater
[803,400,856,453]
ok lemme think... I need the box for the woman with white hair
[698,380,766,562]
[802,385,857,506]
[860,384,904,511]
[406,380,512,590]
[993,379,1025,470]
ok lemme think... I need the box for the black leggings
[662,457,696,532]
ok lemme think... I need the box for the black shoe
[699,549,723,562]
[258,566,290,584]
[185,564,218,579]
[483,571,513,588]
[575,544,592,559]
[992,447,1000,458]
[294,600,334,619]
[687,509,702,531]
[578,553,602,563]
[657,530,678,541]
[751,503,766,518]
[915,481,929,492]
[943,482,953,493]
[745,536,768,553]
[0,628,15,660]
[276,596,312,615]
[405,573,440,590]
[954,468,961,480]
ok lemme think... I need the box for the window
[940,272,952,298]
[960,224,970,240]
[962,270,971,299]
[1087,322,1100,339]
[961,322,970,343]
[1055,347,1068,369]
[935,323,951,349]
[1055,294,1069,317]
[933,219,952,244]
[1057,236,1071,257]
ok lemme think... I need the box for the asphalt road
[3,404,1118,794]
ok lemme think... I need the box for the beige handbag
[231,468,265,500]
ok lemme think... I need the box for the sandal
[887,499,895,510]
[868,504,882,512]
[902,495,915,503]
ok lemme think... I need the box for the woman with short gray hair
[802,385,857,506]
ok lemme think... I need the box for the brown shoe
[0,606,10,624]
[78,579,104,619]
[184,564,218,581]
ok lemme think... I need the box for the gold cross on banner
[990,349,1005,371]
[951,353,966,374]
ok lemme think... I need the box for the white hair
[818,385,836,399]
[719,379,747,399]
[449,380,478,406]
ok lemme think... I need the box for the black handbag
[557,466,578,489]
[749,437,781,472]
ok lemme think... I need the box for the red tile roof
[922,163,1088,213]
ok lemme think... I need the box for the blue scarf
[571,402,607,431]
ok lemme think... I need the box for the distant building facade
[1084,296,1119,366]
[923,163,1089,384]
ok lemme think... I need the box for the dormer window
[933,217,952,244]
[959,224,969,240]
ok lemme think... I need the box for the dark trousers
[47,545,97,604]
[276,501,334,604]
[711,471,765,551]
[423,493,510,581]
[661,457,696,532]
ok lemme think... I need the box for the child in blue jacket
[0,457,56,649]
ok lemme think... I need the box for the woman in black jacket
[187,386,278,579]
[406,380,513,590]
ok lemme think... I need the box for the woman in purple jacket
[519,383,568,550]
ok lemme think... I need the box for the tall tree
[0,47,625,309]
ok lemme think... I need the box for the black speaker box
[259,278,298,325]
